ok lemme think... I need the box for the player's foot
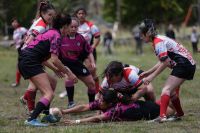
[148,116,168,123]
[19,96,33,115]
[67,101,76,109]
[167,114,183,121]
[11,83,19,87]
[59,91,67,98]
[24,119,48,127]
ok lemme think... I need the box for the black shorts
[62,59,90,76]
[171,65,196,80]
[122,101,160,120]
[18,57,45,80]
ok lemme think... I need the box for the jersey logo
[83,68,87,73]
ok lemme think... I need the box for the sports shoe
[59,91,67,98]
[67,101,76,109]
[167,115,182,121]
[40,114,58,123]
[24,119,48,127]
[148,116,168,123]
[19,96,32,115]
[11,83,19,87]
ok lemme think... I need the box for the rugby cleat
[24,119,48,127]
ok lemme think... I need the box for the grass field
[0,40,200,133]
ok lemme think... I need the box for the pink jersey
[153,35,195,66]
[60,33,92,61]
[101,66,143,92]
[27,29,61,56]
[77,20,100,44]
[28,17,49,36]
[13,27,27,49]
[103,102,140,121]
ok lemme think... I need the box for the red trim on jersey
[153,37,163,47]
[85,20,94,28]
[159,52,168,58]
[133,79,143,88]
[36,19,47,28]
[32,29,39,36]
[123,68,132,83]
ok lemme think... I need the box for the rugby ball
[49,107,62,122]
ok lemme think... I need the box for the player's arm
[64,114,108,124]
[62,104,90,114]
[140,61,161,78]
[92,36,100,49]
[50,53,78,83]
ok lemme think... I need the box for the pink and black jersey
[103,100,159,121]
[153,35,195,66]
[77,20,100,45]
[101,66,143,93]
[89,100,113,113]
[28,17,49,37]
[13,27,27,49]
[59,33,92,62]
[22,29,61,62]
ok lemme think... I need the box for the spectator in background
[190,26,199,53]
[166,24,176,40]
[11,18,27,87]
[132,25,143,55]
[103,31,113,55]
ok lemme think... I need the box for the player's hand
[54,71,65,78]
[142,76,153,85]
[139,71,150,79]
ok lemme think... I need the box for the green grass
[0,40,200,133]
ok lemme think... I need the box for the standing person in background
[139,19,196,123]
[190,26,199,53]
[165,24,176,40]
[132,25,143,55]
[20,1,56,115]
[10,18,27,87]
[103,31,113,55]
[59,7,101,99]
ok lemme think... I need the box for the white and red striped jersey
[101,66,142,92]
[13,27,27,49]
[77,20,100,45]
[28,17,49,36]
[153,35,195,66]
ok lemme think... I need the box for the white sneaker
[148,116,168,123]
[167,115,182,121]
[59,91,67,98]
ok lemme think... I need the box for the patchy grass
[0,39,200,133]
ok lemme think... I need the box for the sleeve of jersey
[155,42,168,62]
[49,31,61,55]
[103,106,120,120]
[128,71,143,89]
[31,25,46,37]
[91,25,100,38]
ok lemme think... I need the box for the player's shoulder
[85,20,94,28]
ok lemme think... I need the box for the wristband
[75,119,80,124]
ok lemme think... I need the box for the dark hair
[102,89,131,105]
[139,19,157,37]
[39,1,55,16]
[102,88,118,104]
[52,13,71,30]
[74,7,87,17]
[102,61,124,79]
